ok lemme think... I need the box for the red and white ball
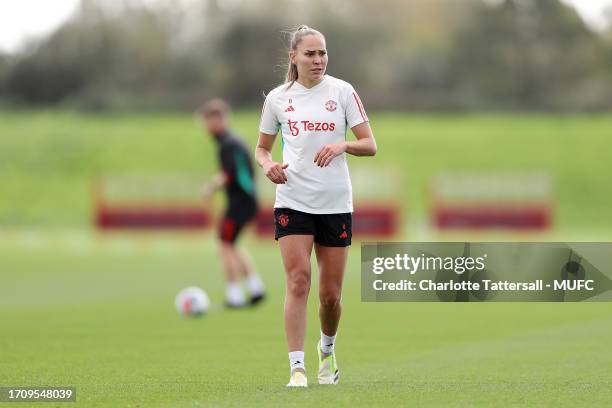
[175,287,210,317]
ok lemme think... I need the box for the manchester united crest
[325,100,337,112]
[278,214,289,227]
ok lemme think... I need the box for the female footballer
[255,25,377,387]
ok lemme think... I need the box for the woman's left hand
[314,142,347,167]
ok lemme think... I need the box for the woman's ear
[289,50,297,65]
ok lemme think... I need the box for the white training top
[259,75,369,214]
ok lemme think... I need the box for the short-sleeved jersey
[216,131,257,209]
[259,75,368,214]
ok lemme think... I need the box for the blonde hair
[285,25,325,89]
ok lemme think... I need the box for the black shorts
[219,202,257,244]
[274,208,352,247]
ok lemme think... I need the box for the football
[175,286,210,317]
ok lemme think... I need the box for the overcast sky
[0,0,611,53]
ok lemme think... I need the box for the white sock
[320,331,336,354]
[225,282,245,306]
[288,351,305,374]
[246,273,265,296]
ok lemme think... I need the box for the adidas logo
[284,105,295,112]
[339,231,348,239]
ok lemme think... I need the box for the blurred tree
[448,0,609,110]
[0,54,11,101]
[0,0,610,111]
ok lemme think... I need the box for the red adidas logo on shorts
[339,223,347,239]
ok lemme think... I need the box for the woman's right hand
[263,161,289,184]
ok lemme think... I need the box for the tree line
[1,0,611,111]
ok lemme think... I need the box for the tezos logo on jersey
[325,100,337,112]
[287,120,336,136]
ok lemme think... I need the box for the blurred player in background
[198,98,266,308]
[256,26,377,387]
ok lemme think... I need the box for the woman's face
[291,34,328,83]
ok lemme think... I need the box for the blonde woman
[255,25,377,387]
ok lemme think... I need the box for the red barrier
[96,205,211,230]
[429,173,553,231]
[433,204,551,230]
[92,179,212,230]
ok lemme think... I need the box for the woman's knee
[319,289,341,309]
[287,267,311,299]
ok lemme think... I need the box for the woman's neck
[297,76,324,89]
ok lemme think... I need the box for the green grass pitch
[1,232,612,407]
[1,111,612,406]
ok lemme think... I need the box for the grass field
[1,231,612,407]
[1,111,612,406]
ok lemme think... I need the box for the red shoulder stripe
[352,92,368,122]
